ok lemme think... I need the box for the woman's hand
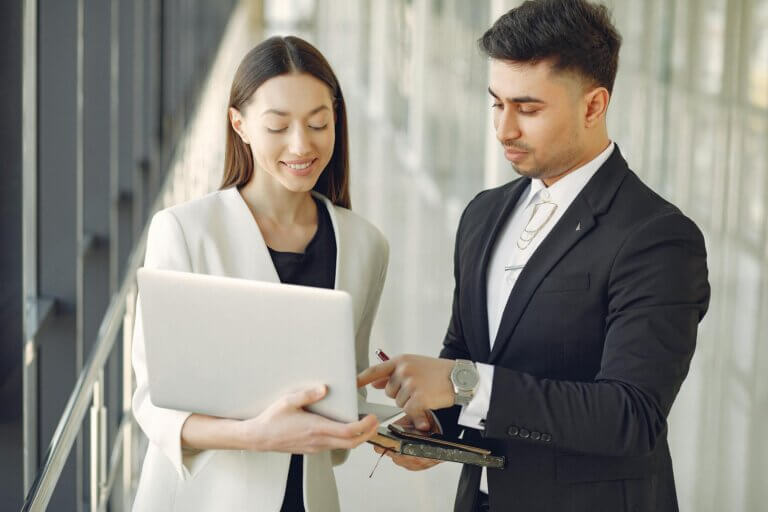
[239,384,380,453]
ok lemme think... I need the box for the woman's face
[230,72,335,193]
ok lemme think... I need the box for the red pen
[369,348,393,478]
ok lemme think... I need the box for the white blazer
[131,187,389,512]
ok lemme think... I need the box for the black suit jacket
[436,146,710,512]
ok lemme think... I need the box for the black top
[268,197,336,512]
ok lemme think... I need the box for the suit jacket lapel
[487,146,630,364]
[488,197,595,363]
[471,178,530,363]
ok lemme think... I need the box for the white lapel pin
[576,222,581,231]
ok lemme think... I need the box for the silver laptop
[137,268,362,423]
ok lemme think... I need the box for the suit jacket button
[507,426,519,437]
[541,433,552,442]
[530,431,541,441]
[519,428,530,439]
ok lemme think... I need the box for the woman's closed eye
[266,124,328,133]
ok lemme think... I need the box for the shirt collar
[526,141,615,207]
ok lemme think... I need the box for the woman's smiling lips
[280,158,317,176]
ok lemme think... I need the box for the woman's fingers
[283,384,327,408]
[305,412,379,440]
[309,415,379,450]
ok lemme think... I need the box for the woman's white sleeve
[131,210,213,479]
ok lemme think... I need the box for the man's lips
[504,148,528,162]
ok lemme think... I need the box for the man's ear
[583,87,610,127]
[229,107,249,144]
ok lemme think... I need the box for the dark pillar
[0,0,25,509]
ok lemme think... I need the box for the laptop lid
[137,267,359,423]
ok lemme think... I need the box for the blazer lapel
[314,193,366,327]
[313,192,342,290]
[487,146,630,364]
[471,178,530,363]
[223,187,281,283]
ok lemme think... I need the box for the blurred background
[2,0,767,510]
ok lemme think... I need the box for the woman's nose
[287,127,312,155]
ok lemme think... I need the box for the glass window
[694,0,727,96]
[747,0,768,108]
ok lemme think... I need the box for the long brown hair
[220,36,351,209]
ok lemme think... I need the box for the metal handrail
[21,3,251,508]
[20,184,168,512]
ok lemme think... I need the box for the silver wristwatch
[450,359,480,406]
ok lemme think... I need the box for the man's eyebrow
[487,87,545,104]
[261,105,330,117]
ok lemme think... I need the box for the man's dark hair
[479,0,622,93]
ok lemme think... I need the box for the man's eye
[518,107,539,115]
[309,124,328,131]
[491,102,503,110]
[266,127,288,133]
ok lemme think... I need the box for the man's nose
[496,110,521,142]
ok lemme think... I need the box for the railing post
[89,372,107,512]
[121,284,137,511]
[21,0,39,495]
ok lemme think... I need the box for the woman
[131,36,388,512]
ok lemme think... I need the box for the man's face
[489,59,587,181]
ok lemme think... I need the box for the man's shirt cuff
[457,363,494,431]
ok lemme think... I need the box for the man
[357,1,710,511]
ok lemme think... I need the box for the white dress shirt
[458,142,615,494]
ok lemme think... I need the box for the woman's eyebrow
[261,108,288,117]
[261,105,330,117]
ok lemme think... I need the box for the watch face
[455,367,479,389]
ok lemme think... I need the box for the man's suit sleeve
[482,210,710,456]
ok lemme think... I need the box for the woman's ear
[229,107,249,144]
